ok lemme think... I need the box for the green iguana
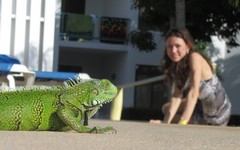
[0,79,117,133]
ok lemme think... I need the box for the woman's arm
[163,87,183,124]
[180,53,202,123]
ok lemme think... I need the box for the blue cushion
[0,54,20,74]
[0,54,20,64]
[34,71,78,81]
[0,63,14,74]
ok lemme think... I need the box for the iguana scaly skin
[0,79,117,133]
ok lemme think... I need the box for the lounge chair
[0,54,90,90]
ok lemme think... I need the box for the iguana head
[60,79,118,119]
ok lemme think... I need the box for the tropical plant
[130,0,240,52]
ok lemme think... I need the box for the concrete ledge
[0,119,240,150]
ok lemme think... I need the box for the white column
[41,0,56,71]
[0,0,13,55]
[28,0,42,70]
[13,0,27,64]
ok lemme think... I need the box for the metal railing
[110,75,166,121]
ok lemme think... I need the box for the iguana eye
[92,100,98,105]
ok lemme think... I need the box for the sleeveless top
[197,75,231,125]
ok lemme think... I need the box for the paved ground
[0,119,240,150]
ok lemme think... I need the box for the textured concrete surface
[0,119,240,150]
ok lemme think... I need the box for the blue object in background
[0,54,20,64]
[0,54,20,74]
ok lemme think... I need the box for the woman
[150,28,231,125]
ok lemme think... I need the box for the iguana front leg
[57,106,116,133]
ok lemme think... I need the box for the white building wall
[208,34,240,115]
[222,33,240,115]
[85,0,104,16]
[85,0,132,18]
[0,0,60,71]
[122,32,164,107]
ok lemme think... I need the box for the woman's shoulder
[188,51,204,62]
[189,51,214,79]
[188,51,209,69]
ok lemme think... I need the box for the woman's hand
[149,119,162,124]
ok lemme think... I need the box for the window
[134,65,167,110]
[61,0,85,14]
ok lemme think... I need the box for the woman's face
[166,36,190,62]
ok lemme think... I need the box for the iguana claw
[90,126,117,134]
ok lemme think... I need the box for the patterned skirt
[192,75,231,125]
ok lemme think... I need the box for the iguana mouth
[91,99,111,106]
[79,98,112,111]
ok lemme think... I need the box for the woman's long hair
[161,28,213,91]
